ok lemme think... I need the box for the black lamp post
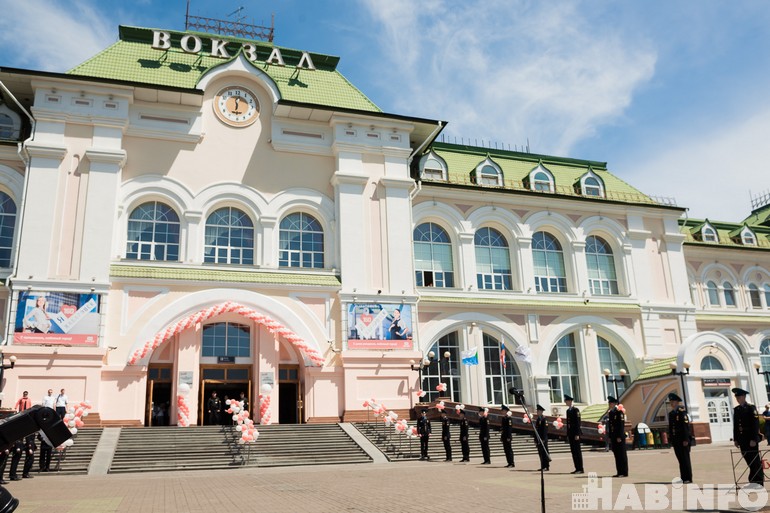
[0,350,18,409]
[603,367,627,401]
[438,350,451,395]
[669,361,691,413]
[753,362,770,397]
[410,354,432,392]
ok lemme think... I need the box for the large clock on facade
[213,86,260,127]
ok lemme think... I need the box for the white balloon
[261,384,272,394]
[235,425,243,432]
[232,415,238,421]
[238,438,245,444]
[82,411,89,417]
[178,383,191,396]
[225,399,231,405]
[65,439,75,447]
[253,431,259,440]
[68,420,76,428]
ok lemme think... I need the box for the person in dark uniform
[38,433,53,473]
[478,407,491,464]
[440,409,452,461]
[667,392,692,483]
[0,447,10,484]
[458,409,470,462]
[21,434,36,478]
[500,404,514,468]
[417,409,432,460]
[534,404,550,471]
[607,396,628,477]
[8,439,25,481]
[239,392,249,413]
[564,394,584,474]
[732,387,763,485]
[207,391,222,425]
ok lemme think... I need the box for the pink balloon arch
[128,300,326,366]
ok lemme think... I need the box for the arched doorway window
[482,333,523,405]
[202,322,251,357]
[700,355,724,371]
[547,334,580,403]
[422,332,461,402]
[414,222,454,288]
[597,337,630,398]
[204,207,254,264]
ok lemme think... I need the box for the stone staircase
[46,427,103,475]
[108,424,372,473]
[354,422,572,461]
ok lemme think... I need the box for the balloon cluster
[226,399,259,444]
[455,403,465,413]
[522,415,531,424]
[617,404,626,414]
[177,382,192,427]
[436,383,447,392]
[56,400,91,450]
[259,384,272,425]
[436,401,446,411]
[481,407,489,418]
[597,423,606,435]
[553,417,564,430]
[415,389,427,399]
[363,398,388,417]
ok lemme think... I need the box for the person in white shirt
[42,389,55,409]
[55,389,68,420]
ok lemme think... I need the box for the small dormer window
[0,102,22,141]
[528,164,554,193]
[702,225,717,243]
[741,227,756,246]
[419,151,447,181]
[579,170,605,197]
[473,158,503,186]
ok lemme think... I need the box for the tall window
[421,333,461,402]
[700,355,724,371]
[706,281,720,306]
[761,339,770,396]
[126,201,180,261]
[586,235,619,295]
[723,282,736,306]
[547,334,580,403]
[765,285,770,309]
[483,334,523,405]
[597,337,629,398]
[749,284,762,309]
[279,212,324,268]
[202,322,250,358]
[533,231,566,293]
[0,192,16,267]
[204,207,254,265]
[475,227,511,290]
[414,222,454,287]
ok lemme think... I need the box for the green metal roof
[680,217,770,250]
[68,26,381,113]
[581,403,610,423]
[420,142,669,208]
[419,294,639,310]
[110,264,341,287]
[635,357,677,382]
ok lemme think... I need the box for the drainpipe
[0,79,37,346]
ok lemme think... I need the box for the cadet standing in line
[564,394,584,474]
[732,387,763,485]
[207,391,222,425]
[440,409,452,461]
[458,409,470,462]
[667,392,692,483]
[607,396,628,477]
[417,409,432,460]
[534,404,550,471]
[500,404,514,468]
[21,434,36,479]
[478,406,491,464]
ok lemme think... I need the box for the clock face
[213,86,260,127]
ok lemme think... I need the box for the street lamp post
[669,361,692,414]
[410,355,432,392]
[753,362,770,397]
[0,351,18,409]
[603,368,628,400]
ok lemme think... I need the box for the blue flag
[461,347,478,366]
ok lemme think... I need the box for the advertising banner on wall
[13,291,101,346]
[346,303,413,350]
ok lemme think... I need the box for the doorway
[278,365,302,424]
[146,365,172,427]
[705,388,733,441]
[199,365,252,426]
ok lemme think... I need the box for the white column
[259,216,277,268]
[331,152,369,292]
[571,240,588,295]
[581,327,606,404]
[184,211,203,265]
[458,231,475,291]
[519,236,535,293]
[379,176,415,295]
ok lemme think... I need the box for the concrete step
[38,428,103,476]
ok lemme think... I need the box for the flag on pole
[500,339,507,370]
[461,347,478,366]
[514,345,532,364]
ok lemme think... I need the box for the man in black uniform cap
[667,392,692,483]
[207,391,222,425]
[564,394,583,474]
[417,409,432,460]
[732,387,763,485]
[500,405,514,468]
[534,404,550,471]
[607,396,628,477]
[478,406,491,464]
[440,409,452,461]
[458,409,470,462]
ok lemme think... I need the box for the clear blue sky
[2,0,769,222]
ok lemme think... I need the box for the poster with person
[346,303,413,350]
[14,291,101,346]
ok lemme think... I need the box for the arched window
[204,207,254,265]
[419,152,447,181]
[723,282,736,306]
[547,334,580,403]
[765,285,770,309]
[742,228,756,246]
[706,281,720,306]
[479,165,502,186]
[474,227,511,290]
[597,337,629,398]
[702,226,717,243]
[202,322,250,358]
[533,231,566,293]
[421,332,461,402]
[580,172,604,197]
[126,201,180,261]
[414,222,454,287]
[761,339,770,395]
[279,212,324,268]
[483,333,523,405]
[0,113,14,139]
[0,191,17,267]
[700,355,724,371]
[586,235,618,295]
[532,171,553,192]
[749,284,762,309]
